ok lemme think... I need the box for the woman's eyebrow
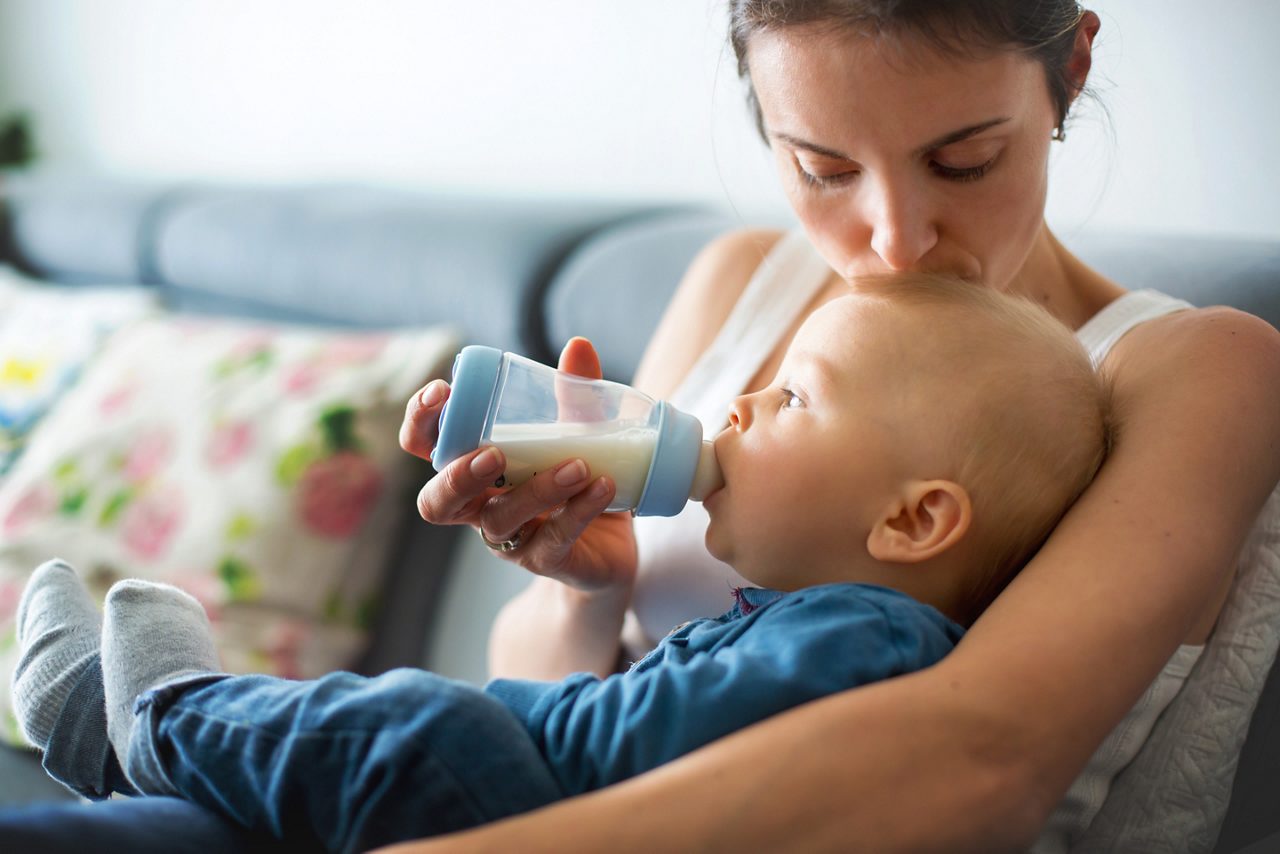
[770,117,1012,162]
[913,117,1011,157]
[770,132,852,161]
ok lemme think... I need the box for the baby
[10,273,1111,853]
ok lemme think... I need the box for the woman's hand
[399,337,638,595]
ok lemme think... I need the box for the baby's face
[705,295,922,589]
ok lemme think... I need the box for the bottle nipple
[688,441,723,501]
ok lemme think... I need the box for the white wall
[1,0,1278,237]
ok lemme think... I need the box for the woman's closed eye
[798,157,997,189]
[929,154,997,183]
[798,166,857,189]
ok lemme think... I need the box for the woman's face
[747,27,1060,290]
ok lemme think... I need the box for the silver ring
[479,524,525,553]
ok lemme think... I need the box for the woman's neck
[1006,225,1126,330]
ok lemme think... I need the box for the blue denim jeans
[123,668,563,854]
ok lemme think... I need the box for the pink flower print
[229,331,275,359]
[0,579,22,621]
[296,451,383,538]
[122,426,176,484]
[264,619,311,680]
[205,420,255,469]
[165,570,225,622]
[99,383,138,418]
[282,363,321,396]
[121,486,184,561]
[325,336,389,365]
[4,483,55,535]
[282,336,389,398]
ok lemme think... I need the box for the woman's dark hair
[728,0,1088,139]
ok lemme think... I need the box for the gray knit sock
[11,559,103,751]
[101,580,221,760]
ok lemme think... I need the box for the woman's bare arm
[386,306,1280,851]
[487,228,784,680]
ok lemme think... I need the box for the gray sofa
[0,173,1277,852]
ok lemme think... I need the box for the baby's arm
[491,585,959,795]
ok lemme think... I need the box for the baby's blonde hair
[858,272,1114,625]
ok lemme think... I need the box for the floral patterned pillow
[0,314,458,745]
[0,268,158,479]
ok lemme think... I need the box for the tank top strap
[670,228,834,430]
[1075,289,1195,367]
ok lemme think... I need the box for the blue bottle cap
[434,345,503,473]
[634,401,703,517]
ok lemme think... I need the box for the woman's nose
[865,178,938,271]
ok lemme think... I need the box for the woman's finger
[554,337,607,423]
[399,380,450,460]
[478,457,593,541]
[557,336,603,379]
[416,446,507,525]
[519,476,617,570]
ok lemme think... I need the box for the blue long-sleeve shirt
[484,583,964,796]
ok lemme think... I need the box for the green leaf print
[225,512,257,542]
[212,357,238,380]
[318,405,361,453]
[323,590,343,623]
[98,488,135,527]
[246,349,274,372]
[59,488,89,517]
[356,593,380,631]
[276,443,321,487]
[53,458,79,484]
[218,556,261,601]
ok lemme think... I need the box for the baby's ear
[866,480,972,564]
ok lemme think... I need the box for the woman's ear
[1065,10,1101,99]
[866,480,972,564]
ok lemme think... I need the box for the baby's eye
[779,387,804,410]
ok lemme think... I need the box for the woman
[397,2,1280,851]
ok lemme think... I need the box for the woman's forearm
[487,577,631,680]
[372,664,1045,854]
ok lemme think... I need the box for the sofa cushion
[541,210,736,381]
[0,268,158,478]
[1070,231,1280,329]
[0,313,457,746]
[0,174,179,284]
[148,185,648,358]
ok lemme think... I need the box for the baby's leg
[12,560,102,749]
[105,589,562,852]
[100,579,223,768]
[11,559,134,799]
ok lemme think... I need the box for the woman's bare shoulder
[631,227,787,399]
[1108,304,1280,406]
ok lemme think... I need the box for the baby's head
[704,273,1112,625]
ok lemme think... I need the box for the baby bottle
[433,345,722,516]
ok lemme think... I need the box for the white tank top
[624,228,1205,850]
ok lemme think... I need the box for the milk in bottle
[434,346,721,517]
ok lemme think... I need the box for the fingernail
[420,381,445,408]
[589,477,611,500]
[554,459,588,486]
[470,447,501,477]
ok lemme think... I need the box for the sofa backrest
[0,174,698,364]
